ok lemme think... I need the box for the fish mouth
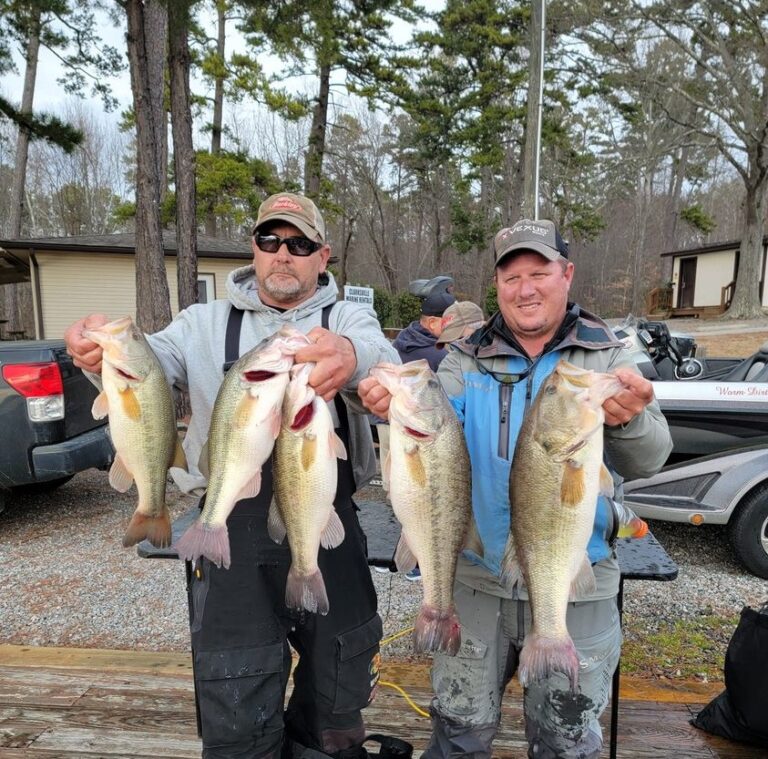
[390,405,436,441]
[115,367,140,382]
[243,348,295,377]
[290,401,315,431]
[94,316,133,335]
[369,362,402,393]
[286,363,316,409]
[404,426,433,440]
[244,370,277,382]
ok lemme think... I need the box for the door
[677,257,697,309]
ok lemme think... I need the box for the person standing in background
[392,275,456,370]
[436,300,486,349]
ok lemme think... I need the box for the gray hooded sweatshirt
[147,265,399,494]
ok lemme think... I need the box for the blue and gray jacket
[437,304,673,580]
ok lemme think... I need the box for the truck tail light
[2,362,65,421]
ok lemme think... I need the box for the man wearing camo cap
[436,300,486,348]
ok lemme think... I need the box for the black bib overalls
[189,305,382,759]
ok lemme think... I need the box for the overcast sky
[3,3,441,121]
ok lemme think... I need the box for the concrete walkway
[666,316,768,336]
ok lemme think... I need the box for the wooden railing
[721,280,735,309]
[646,286,673,315]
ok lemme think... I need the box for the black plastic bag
[692,604,768,748]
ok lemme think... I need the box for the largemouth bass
[371,360,472,655]
[84,316,186,548]
[269,362,348,615]
[175,326,307,569]
[502,359,625,691]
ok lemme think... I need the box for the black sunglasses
[254,233,322,257]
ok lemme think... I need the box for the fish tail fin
[174,522,231,569]
[285,567,329,616]
[122,509,171,549]
[518,631,580,692]
[413,604,462,655]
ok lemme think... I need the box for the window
[198,273,215,304]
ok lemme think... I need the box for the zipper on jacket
[524,368,535,413]
[498,383,512,459]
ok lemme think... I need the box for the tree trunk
[125,0,172,333]
[6,14,41,333]
[726,175,768,319]
[477,167,496,304]
[341,224,354,288]
[169,0,198,312]
[304,62,331,198]
[338,215,355,288]
[205,1,226,237]
[211,3,225,156]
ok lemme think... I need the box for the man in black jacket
[392,276,456,371]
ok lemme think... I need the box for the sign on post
[343,285,374,306]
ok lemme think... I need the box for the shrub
[393,292,421,327]
[371,286,393,326]
[484,283,498,316]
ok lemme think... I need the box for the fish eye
[545,384,557,395]
[427,378,439,389]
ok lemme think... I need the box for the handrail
[646,286,672,314]
[721,280,735,309]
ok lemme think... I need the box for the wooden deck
[0,645,762,758]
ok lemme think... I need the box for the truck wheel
[728,487,768,580]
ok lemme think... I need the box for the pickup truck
[0,339,114,512]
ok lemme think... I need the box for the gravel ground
[0,471,766,675]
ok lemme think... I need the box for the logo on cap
[269,196,303,213]
[511,222,548,237]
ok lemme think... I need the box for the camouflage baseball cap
[494,219,568,266]
[438,301,485,346]
[253,192,326,243]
